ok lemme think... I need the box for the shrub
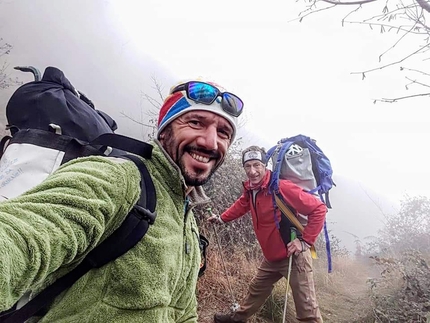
[368,250,430,322]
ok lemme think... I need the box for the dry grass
[198,247,375,323]
[313,256,374,323]
[197,244,261,323]
[196,205,430,323]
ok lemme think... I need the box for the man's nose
[196,125,218,150]
[247,166,258,175]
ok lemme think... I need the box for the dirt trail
[316,264,374,323]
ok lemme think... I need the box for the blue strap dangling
[323,219,332,273]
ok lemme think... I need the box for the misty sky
[1,0,429,250]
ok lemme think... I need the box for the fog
[0,0,179,140]
[0,0,422,252]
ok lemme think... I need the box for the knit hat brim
[157,92,237,141]
[242,150,266,165]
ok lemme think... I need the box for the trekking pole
[283,228,297,323]
[207,207,240,312]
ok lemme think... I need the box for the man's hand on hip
[287,238,310,257]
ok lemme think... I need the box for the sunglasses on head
[171,81,244,117]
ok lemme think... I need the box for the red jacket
[221,170,327,262]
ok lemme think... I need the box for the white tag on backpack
[0,143,65,201]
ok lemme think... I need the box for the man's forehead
[182,110,233,128]
[244,160,264,167]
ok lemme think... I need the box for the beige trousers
[232,250,323,323]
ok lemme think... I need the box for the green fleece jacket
[0,141,209,322]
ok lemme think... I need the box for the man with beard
[0,80,243,322]
[209,146,326,323]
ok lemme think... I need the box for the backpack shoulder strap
[0,135,11,159]
[0,155,156,323]
[273,193,318,260]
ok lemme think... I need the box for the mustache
[186,146,221,159]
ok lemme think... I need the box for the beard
[161,125,220,186]
[178,157,216,186]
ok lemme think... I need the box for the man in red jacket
[208,145,326,323]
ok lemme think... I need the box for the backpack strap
[273,193,318,260]
[0,135,11,159]
[0,156,157,323]
[323,219,332,273]
[198,234,209,277]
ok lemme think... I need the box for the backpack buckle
[133,205,157,225]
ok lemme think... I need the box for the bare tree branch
[404,76,430,88]
[0,39,21,89]
[342,18,426,35]
[359,183,388,222]
[149,74,165,103]
[119,111,156,129]
[342,5,364,26]
[295,0,430,101]
[140,91,162,112]
[378,20,419,62]
[351,44,427,76]
[400,66,430,76]
[322,0,377,5]
[292,2,337,22]
[138,75,165,117]
[374,91,430,102]
[416,0,430,13]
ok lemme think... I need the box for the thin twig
[359,183,388,223]
[375,92,430,102]
[322,0,376,5]
[351,45,427,75]
[293,3,337,22]
[342,5,363,26]
[119,112,157,129]
[405,76,430,88]
[400,66,430,77]
[343,20,425,35]
[379,21,419,63]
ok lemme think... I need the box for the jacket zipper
[251,189,260,229]
[184,197,190,254]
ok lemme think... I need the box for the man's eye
[218,129,231,140]
[188,120,202,128]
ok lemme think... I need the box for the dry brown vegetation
[196,233,375,323]
[196,145,430,323]
[197,224,430,322]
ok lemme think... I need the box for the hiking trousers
[232,250,323,323]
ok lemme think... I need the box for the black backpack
[0,66,157,323]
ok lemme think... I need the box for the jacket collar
[153,139,211,207]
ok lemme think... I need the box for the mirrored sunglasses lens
[188,82,218,104]
[222,93,244,117]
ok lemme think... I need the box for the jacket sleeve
[0,156,141,311]
[220,189,250,222]
[278,180,327,245]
